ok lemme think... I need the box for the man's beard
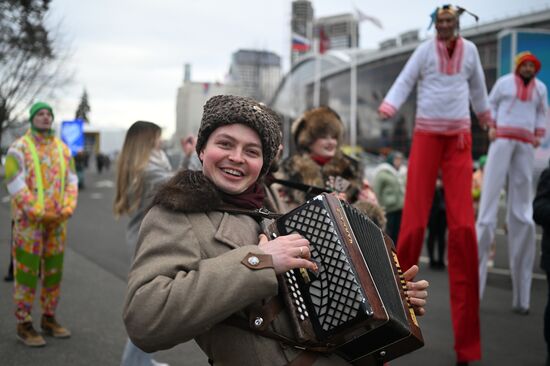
[520,74,534,85]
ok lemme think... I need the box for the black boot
[3,257,14,282]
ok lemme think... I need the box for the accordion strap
[271,178,330,196]
[223,297,336,354]
[217,206,282,220]
[224,315,334,353]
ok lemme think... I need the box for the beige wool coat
[123,170,350,366]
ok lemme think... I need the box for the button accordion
[263,193,424,364]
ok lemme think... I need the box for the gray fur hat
[196,95,281,175]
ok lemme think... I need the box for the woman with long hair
[114,121,170,366]
[123,96,428,365]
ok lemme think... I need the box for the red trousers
[396,131,481,362]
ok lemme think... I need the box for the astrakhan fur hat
[196,95,282,175]
[291,106,343,152]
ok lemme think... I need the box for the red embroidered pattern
[514,75,535,101]
[496,126,535,143]
[436,37,464,75]
[415,117,470,134]
[378,101,397,117]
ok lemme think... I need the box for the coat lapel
[214,213,260,249]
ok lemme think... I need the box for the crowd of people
[2,3,549,366]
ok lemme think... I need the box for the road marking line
[419,256,545,280]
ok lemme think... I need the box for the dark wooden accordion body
[264,193,423,364]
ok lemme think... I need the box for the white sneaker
[152,360,169,366]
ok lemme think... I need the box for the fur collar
[283,152,359,187]
[152,170,223,213]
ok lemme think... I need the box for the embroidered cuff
[241,252,274,270]
[378,101,397,118]
[535,128,546,138]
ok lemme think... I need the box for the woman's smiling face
[309,135,338,158]
[200,124,263,194]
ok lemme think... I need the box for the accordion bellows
[264,193,424,364]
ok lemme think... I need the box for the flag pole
[313,30,321,107]
[350,19,358,149]
[351,7,383,150]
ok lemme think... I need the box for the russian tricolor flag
[292,32,311,52]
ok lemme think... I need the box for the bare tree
[0,0,73,150]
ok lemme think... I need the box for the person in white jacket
[378,5,490,366]
[476,51,548,316]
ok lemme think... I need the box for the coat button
[248,256,260,266]
[254,317,264,327]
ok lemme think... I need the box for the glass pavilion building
[270,8,550,161]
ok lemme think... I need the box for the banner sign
[61,119,84,156]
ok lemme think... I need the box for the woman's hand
[402,265,429,316]
[330,191,347,201]
[258,233,317,275]
[180,135,196,157]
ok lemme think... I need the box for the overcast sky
[46,0,550,137]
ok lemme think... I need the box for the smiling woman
[277,106,382,222]
[121,95,325,365]
[199,124,264,195]
[122,95,428,366]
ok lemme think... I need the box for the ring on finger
[299,247,304,257]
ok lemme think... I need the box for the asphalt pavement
[0,169,547,365]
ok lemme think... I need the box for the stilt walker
[378,5,490,365]
[477,51,547,314]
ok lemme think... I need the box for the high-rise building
[175,64,226,140]
[315,13,359,51]
[291,0,314,65]
[226,49,282,103]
